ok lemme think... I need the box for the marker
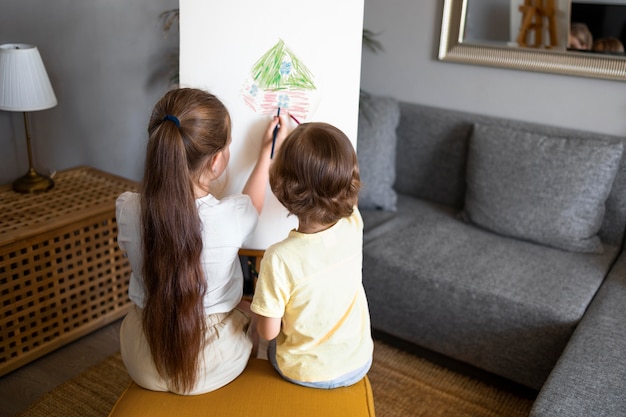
[271,107,280,159]
[289,114,301,125]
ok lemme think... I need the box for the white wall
[360,0,626,137]
[0,0,179,185]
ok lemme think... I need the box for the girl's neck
[193,180,212,199]
[194,186,210,199]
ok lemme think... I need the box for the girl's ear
[209,148,229,180]
[209,151,222,175]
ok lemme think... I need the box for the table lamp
[0,43,57,193]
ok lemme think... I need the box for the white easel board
[180,0,364,249]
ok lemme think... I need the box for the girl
[116,88,287,394]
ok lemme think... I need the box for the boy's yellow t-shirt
[251,209,373,383]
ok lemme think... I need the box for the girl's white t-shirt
[115,191,258,315]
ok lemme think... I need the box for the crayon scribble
[242,39,317,121]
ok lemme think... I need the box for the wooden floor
[0,319,123,417]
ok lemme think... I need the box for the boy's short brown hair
[270,122,360,225]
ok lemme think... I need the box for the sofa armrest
[531,251,626,417]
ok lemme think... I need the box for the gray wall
[361,1,626,138]
[2,1,625,186]
[1,0,179,184]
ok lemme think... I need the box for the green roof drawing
[250,39,316,91]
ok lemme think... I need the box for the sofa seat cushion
[530,254,626,417]
[361,194,620,390]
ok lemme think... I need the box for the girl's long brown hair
[140,88,230,393]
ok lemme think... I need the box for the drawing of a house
[242,39,317,120]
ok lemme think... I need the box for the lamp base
[12,168,55,193]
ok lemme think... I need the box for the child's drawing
[242,39,317,121]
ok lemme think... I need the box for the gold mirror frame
[439,0,626,81]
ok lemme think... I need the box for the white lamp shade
[0,43,57,112]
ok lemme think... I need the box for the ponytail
[140,88,230,393]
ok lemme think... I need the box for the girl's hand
[243,112,292,213]
[261,113,290,159]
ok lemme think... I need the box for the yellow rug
[15,340,534,417]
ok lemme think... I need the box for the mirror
[439,0,626,81]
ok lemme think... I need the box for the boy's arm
[256,315,281,341]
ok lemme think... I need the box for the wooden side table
[0,166,139,376]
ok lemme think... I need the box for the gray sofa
[356,94,626,416]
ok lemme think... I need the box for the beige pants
[120,306,252,395]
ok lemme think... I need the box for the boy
[251,122,373,389]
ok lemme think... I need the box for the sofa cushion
[530,253,626,417]
[356,93,400,211]
[462,123,624,253]
[393,102,472,209]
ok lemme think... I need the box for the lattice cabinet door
[0,166,139,376]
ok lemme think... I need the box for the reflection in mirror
[462,0,511,43]
[462,0,626,56]
[571,2,626,55]
[439,0,626,81]
[463,0,570,50]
